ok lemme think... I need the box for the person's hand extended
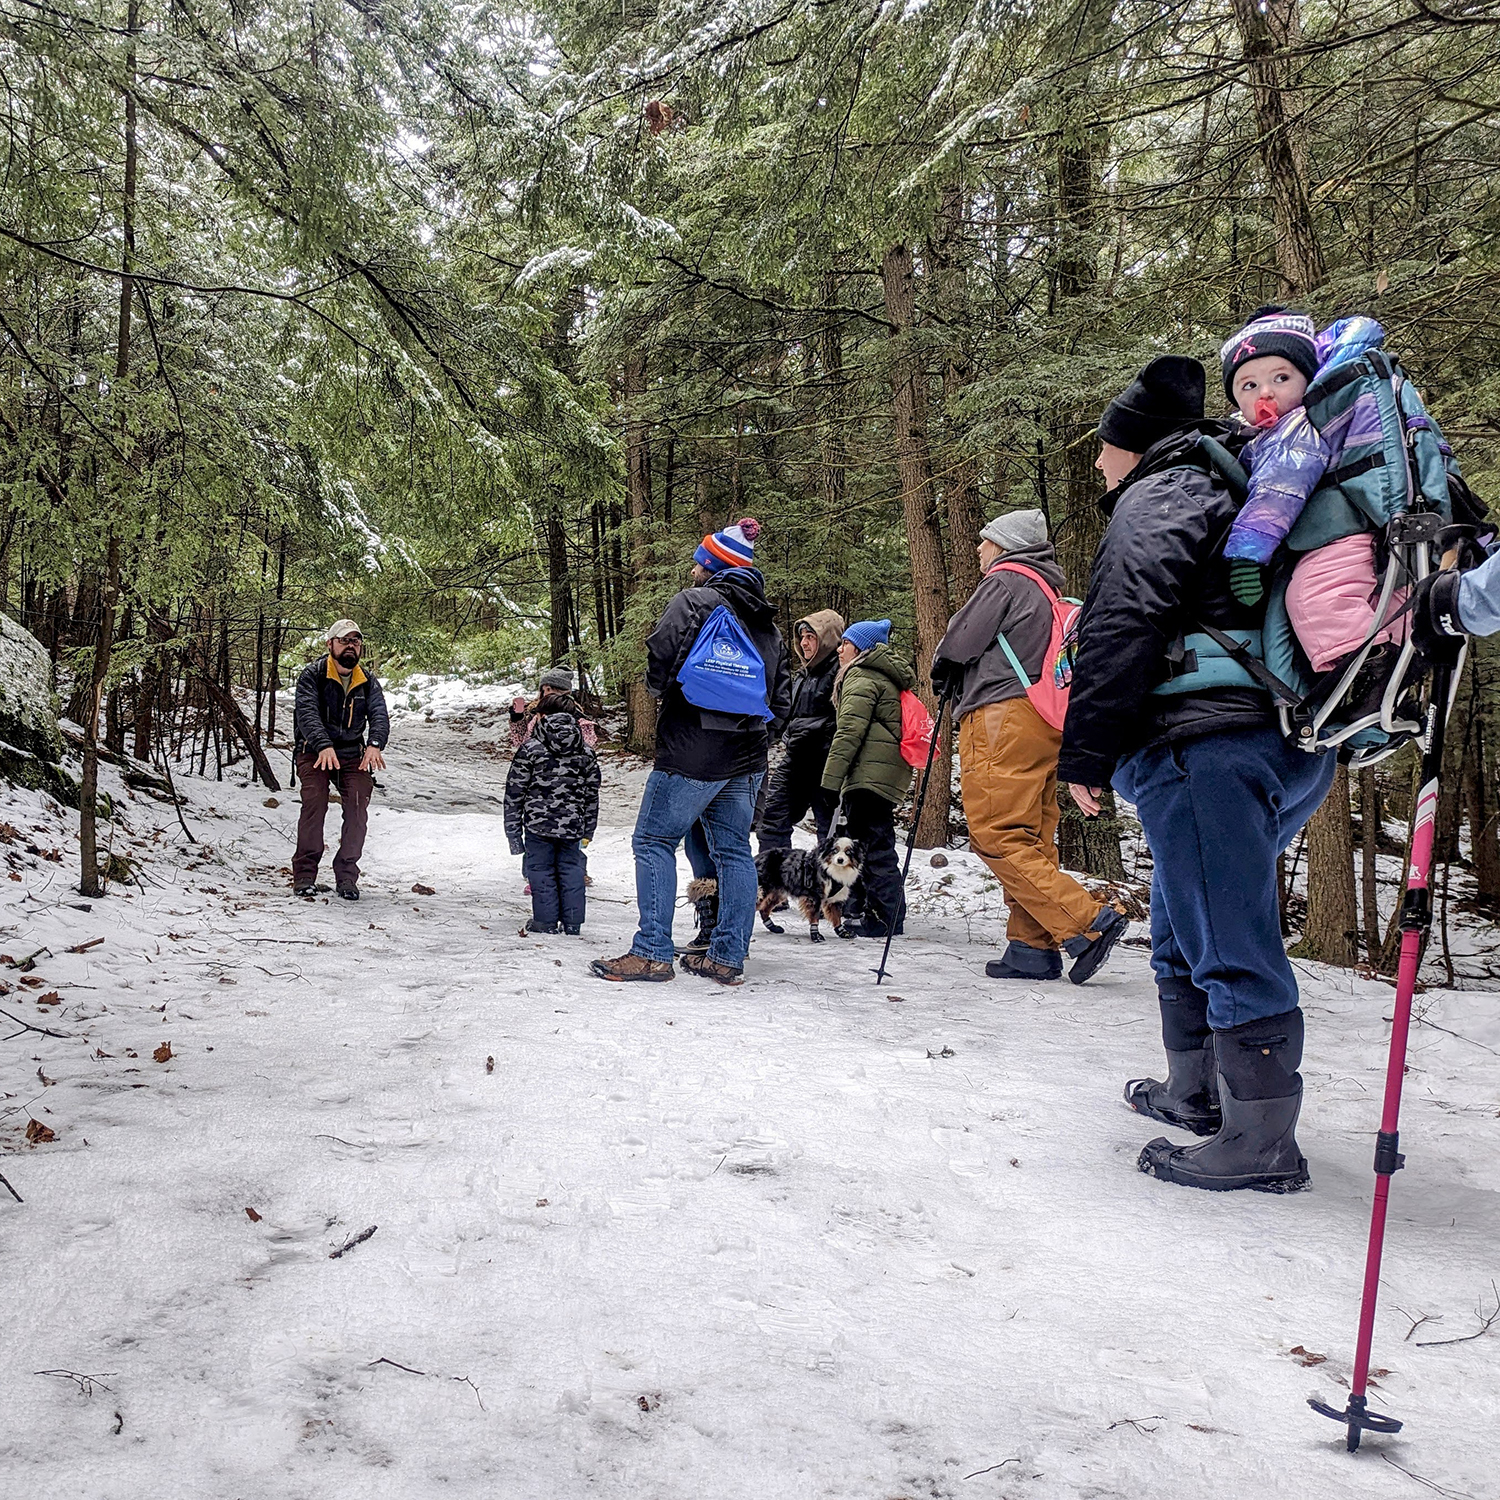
[315,747,340,772]
[1069,784,1103,817]
[359,746,386,773]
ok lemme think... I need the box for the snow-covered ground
[2,704,1498,1500]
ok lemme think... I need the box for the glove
[1229,559,1265,607]
[1436,524,1486,573]
[1411,570,1467,666]
[509,844,525,858]
[929,660,963,700]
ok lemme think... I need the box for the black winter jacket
[781,652,840,762]
[504,712,601,851]
[294,656,390,759]
[1058,423,1273,788]
[644,567,793,780]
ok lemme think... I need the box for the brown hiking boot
[678,952,744,986]
[590,952,675,983]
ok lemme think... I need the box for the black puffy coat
[504,712,601,851]
[644,567,792,780]
[294,656,390,759]
[1058,423,1273,789]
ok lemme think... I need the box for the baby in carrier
[1219,308,1406,700]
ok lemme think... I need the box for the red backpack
[898,689,936,768]
[990,562,1082,730]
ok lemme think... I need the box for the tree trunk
[545,508,571,666]
[622,352,656,754]
[1465,714,1500,903]
[1231,0,1326,298]
[881,241,953,847]
[928,185,983,603]
[80,12,137,897]
[1359,765,1382,959]
[1290,766,1358,965]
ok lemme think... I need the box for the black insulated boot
[1063,905,1127,985]
[1124,981,1221,1136]
[1139,1008,1309,1193]
[985,940,1063,981]
[680,878,718,955]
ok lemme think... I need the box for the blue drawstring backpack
[677,605,771,720]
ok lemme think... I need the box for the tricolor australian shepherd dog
[754,837,865,942]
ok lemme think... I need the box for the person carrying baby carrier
[504,699,601,935]
[1061,354,1337,1195]
[591,520,791,987]
[1205,306,1475,765]
[932,509,1125,985]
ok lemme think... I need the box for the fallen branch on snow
[1416,1282,1500,1347]
[329,1224,377,1259]
[1,1006,71,1041]
[36,1369,115,1397]
[0,1169,21,1203]
[367,1356,484,1409]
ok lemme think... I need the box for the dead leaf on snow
[19,976,45,989]
[36,991,61,1007]
[485,1056,495,1074]
[245,1207,262,1222]
[411,883,436,896]
[1288,1345,1327,1366]
[153,1041,173,1063]
[25,1118,55,1144]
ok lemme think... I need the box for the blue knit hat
[694,517,760,573]
[842,619,891,653]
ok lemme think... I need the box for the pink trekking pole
[1309,654,1456,1451]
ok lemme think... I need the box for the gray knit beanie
[980,508,1049,553]
[539,667,575,692]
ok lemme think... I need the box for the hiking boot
[337,885,359,902]
[590,953,675,983]
[524,919,560,935]
[1125,1040,1221,1136]
[1138,1008,1309,1192]
[679,952,744,986]
[294,884,317,899]
[985,940,1063,981]
[562,925,581,936]
[1063,905,1126,984]
[679,878,718,955]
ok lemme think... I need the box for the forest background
[3,0,1500,957]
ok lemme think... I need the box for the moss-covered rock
[0,613,78,807]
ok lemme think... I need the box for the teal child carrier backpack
[1154,348,1468,767]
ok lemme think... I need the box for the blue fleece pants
[1112,726,1336,1030]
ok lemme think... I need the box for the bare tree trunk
[881,241,953,847]
[80,10,137,896]
[1290,766,1358,964]
[545,508,571,666]
[1231,0,1326,298]
[622,352,656,754]
[1359,765,1382,959]
[928,185,983,603]
[1466,716,1500,904]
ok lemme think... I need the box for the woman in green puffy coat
[820,619,914,937]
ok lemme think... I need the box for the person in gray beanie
[932,511,1124,985]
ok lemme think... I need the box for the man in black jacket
[756,608,844,854]
[592,520,792,986]
[292,619,390,900]
[1060,355,1336,1193]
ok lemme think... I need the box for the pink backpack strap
[990,560,1059,602]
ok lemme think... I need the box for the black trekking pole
[1308,650,1460,1452]
[873,687,954,986]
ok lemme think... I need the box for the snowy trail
[2,709,1498,1499]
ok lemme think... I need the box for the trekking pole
[1309,651,1459,1452]
[873,688,953,986]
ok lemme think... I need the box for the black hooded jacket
[1058,423,1273,788]
[504,712,601,850]
[644,567,793,780]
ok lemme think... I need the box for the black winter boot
[680,878,718,955]
[1124,981,1221,1136]
[1138,1008,1309,1192]
[985,940,1063,981]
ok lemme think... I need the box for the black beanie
[1219,306,1319,399]
[1097,355,1206,454]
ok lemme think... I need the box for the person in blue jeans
[592,520,791,986]
[1061,353,1336,1194]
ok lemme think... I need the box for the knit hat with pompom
[694,517,761,573]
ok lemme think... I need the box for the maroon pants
[293,755,373,888]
